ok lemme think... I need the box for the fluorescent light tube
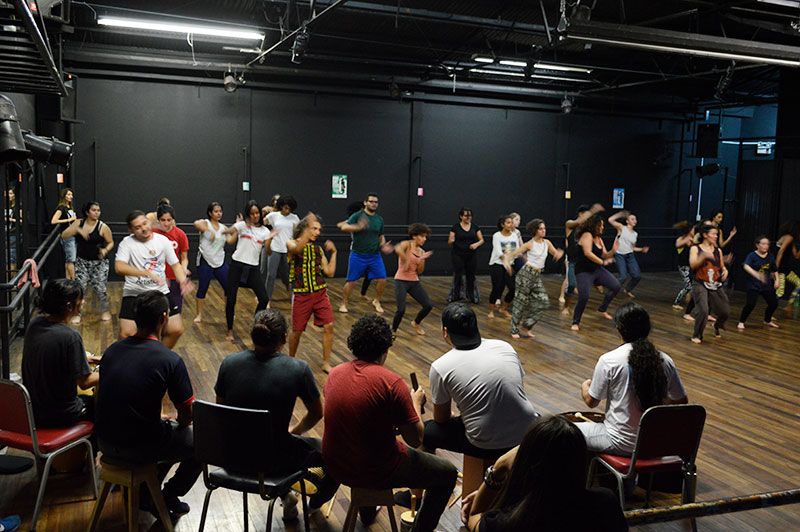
[568,35,800,67]
[98,17,264,41]
[534,62,593,73]
[472,68,525,77]
[499,59,527,67]
[532,74,594,83]
[473,56,495,63]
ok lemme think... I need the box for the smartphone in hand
[410,372,425,414]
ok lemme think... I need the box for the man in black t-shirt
[95,291,201,518]
[214,308,339,517]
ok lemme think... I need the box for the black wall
[70,78,685,277]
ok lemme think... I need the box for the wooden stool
[86,458,174,532]
[342,487,398,532]
[461,455,494,499]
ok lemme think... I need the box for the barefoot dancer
[287,213,337,373]
[571,215,621,331]
[337,192,393,314]
[608,210,649,298]
[689,224,730,343]
[504,219,564,339]
[392,224,434,336]
[737,236,780,329]
[671,221,694,312]
[488,215,521,319]
[561,203,603,314]
[192,202,228,323]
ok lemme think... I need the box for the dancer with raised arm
[608,210,649,298]
[286,213,337,373]
[571,215,620,331]
[503,219,564,339]
[223,200,274,342]
[192,202,228,323]
[392,223,434,336]
[671,221,695,312]
[561,203,603,314]
[337,192,393,313]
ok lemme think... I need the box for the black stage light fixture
[223,71,238,92]
[0,95,31,164]
[23,133,73,167]
[292,23,309,64]
[696,162,720,177]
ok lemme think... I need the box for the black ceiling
[29,1,800,112]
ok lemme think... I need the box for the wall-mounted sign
[612,188,625,209]
[332,174,348,198]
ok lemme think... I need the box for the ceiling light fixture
[97,17,265,41]
[532,74,594,83]
[472,68,525,77]
[473,56,495,63]
[562,20,800,67]
[223,70,238,92]
[534,62,593,73]
[498,59,527,67]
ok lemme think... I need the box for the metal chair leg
[266,497,277,532]
[243,491,249,532]
[30,454,55,530]
[198,489,213,532]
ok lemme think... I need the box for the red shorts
[292,288,334,331]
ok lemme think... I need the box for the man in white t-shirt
[578,302,687,455]
[115,210,192,348]
[264,195,299,301]
[423,302,540,459]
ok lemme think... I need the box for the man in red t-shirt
[323,315,457,531]
[153,204,190,313]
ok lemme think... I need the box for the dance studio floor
[2,273,799,531]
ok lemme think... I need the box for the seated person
[214,308,338,518]
[579,302,688,455]
[95,291,201,518]
[424,302,540,459]
[462,416,628,531]
[22,279,99,428]
[322,315,458,532]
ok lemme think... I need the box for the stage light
[291,25,309,64]
[223,71,238,92]
[561,95,574,114]
[0,95,30,164]
[23,133,73,167]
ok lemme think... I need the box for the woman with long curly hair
[578,302,687,455]
[689,223,730,343]
[571,214,621,330]
[462,416,628,532]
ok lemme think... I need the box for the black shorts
[119,292,180,320]
[423,417,511,460]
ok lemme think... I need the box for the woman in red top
[689,223,730,343]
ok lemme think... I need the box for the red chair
[586,404,706,513]
[0,379,98,531]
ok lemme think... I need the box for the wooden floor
[2,273,799,531]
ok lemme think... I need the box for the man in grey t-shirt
[423,302,540,459]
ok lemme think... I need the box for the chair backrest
[0,379,36,437]
[193,399,274,473]
[631,404,706,464]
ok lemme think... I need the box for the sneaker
[282,493,299,521]
[359,506,379,525]
[393,489,412,508]
[0,515,20,532]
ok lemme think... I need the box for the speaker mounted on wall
[695,123,719,159]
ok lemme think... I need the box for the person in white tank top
[502,219,564,338]
[192,202,229,323]
[608,211,649,299]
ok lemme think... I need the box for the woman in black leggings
[448,207,484,303]
[223,200,275,341]
[571,215,620,330]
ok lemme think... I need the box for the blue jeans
[614,253,641,292]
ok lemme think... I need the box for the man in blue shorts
[337,193,392,313]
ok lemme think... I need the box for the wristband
[483,465,504,491]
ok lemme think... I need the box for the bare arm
[719,226,737,248]
[60,219,82,239]
[546,239,565,261]
[51,209,75,225]
[607,210,627,232]
[464,446,519,530]
[581,378,600,408]
[579,233,604,265]
[322,240,337,277]
[433,400,452,424]
[776,235,792,268]
[290,397,323,435]
[689,245,704,270]
[448,231,455,246]
[76,370,99,390]
[99,223,114,259]
[337,212,367,233]
[193,219,209,232]
[224,225,239,246]
[471,230,485,250]
[179,250,189,274]
[176,402,192,428]
[675,234,693,248]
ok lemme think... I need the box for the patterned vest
[289,244,326,294]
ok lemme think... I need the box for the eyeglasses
[463,213,472,217]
